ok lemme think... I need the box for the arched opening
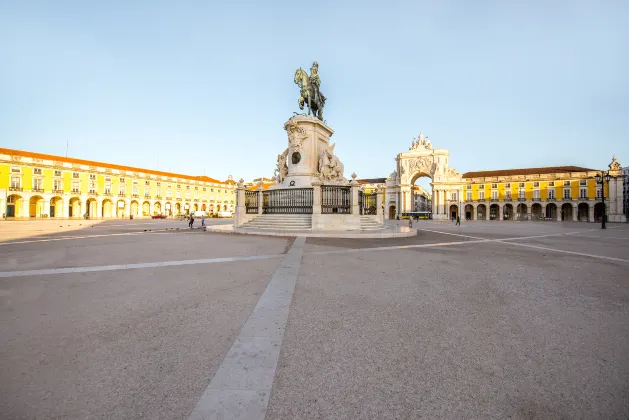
[546,203,557,219]
[449,204,458,220]
[578,203,589,222]
[116,200,126,218]
[561,203,573,221]
[531,203,543,220]
[130,200,139,216]
[142,201,150,216]
[489,204,500,220]
[410,173,432,216]
[193,203,199,212]
[50,196,63,218]
[102,199,113,218]
[175,203,181,215]
[594,202,604,222]
[165,202,171,216]
[516,203,527,220]
[184,203,190,215]
[201,204,207,211]
[29,195,45,217]
[503,203,514,220]
[477,204,487,220]
[464,204,473,220]
[6,194,23,217]
[69,197,81,218]
[86,198,97,218]
[223,204,228,211]
[154,202,162,215]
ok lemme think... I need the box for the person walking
[188,212,195,229]
[201,213,206,229]
[456,215,461,226]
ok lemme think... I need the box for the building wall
[0,149,236,218]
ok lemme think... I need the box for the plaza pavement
[0,218,628,419]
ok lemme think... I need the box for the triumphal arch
[385,132,464,220]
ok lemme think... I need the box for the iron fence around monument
[322,186,351,214]
[359,191,377,215]
[245,190,259,214]
[262,188,313,214]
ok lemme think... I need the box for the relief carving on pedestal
[285,120,308,154]
[318,143,347,184]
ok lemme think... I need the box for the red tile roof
[0,148,228,184]
[462,166,597,178]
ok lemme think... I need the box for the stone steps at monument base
[242,215,312,230]
[360,216,385,230]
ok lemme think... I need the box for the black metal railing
[263,188,313,214]
[322,186,351,214]
[245,190,259,214]
[359,191,377,215]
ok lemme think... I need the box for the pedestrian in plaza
[201,213,206,228]
[188,212,195,229]
[456,215,461,226]
[408,216,413,228]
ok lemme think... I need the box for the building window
[119,185,126,196]
[72,181,80,193]
[466,185,471,190]
[186,186,190,190]
[596,189,602,199]
[132,185,139,196]
[145,180,150,186]
[491,190,498,200]
[479,185,484,190]
[519,182,525,188]
[33,168,42,175]
[203,188,206,191]
[548,189,555,199]
[54,179,63,191]
[533,190,540,199]
[185,192,190,199]
[177,184,181,189]
[564,180,571,186]
[195,186,198,190]
[156,187,161,197]
[11,167,21,174]
[549,181,555,187]
[451,192,457,201]
[11,176,21,189]
[89,174,96,180]
[194,192,199,199]
[54,170,62,177]
[466,192,472,201]
[533,181,540,187]
[505,191,512,200]
[580,179,587,186]
[120,177,126,183]
[166,190,172,198]
[479,191,485,200]
[33,178,43,190]
[505,183,511,188]
[176,191,181,199]
[519,189,526,199]
[563,189,571,199]
[72,172,80,179]
[89,181,96,194]
[157,182,161,186]
[491,183,497,188]
[580,188,587,199]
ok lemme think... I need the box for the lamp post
[595,171,612,229]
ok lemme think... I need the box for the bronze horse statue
[294,68,325,120]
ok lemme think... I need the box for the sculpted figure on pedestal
[409,131,432,151]
[318,144,347,184]
[285,119,308,153]
[274,148,289,184]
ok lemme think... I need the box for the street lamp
[595,171,612,229]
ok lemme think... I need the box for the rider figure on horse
[309,61,325,107]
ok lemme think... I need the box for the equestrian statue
[294,61,326,121]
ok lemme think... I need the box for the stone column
[472,204,477,220]
[557,204,562,222]
[572,204,578,221]
[443,190,447,216]
[499,204,504,221]
[43,199,50,217]
[527,204,532,221]
[63,198,70,218]
[257,183,264,215]
[96,198,102,218]
[0,195,5,219]
[588,204,595,222]
[311,180,322,230]
[434,189,439,215]
[80,199,87,218]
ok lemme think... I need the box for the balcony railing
[518,197,526,201]
[88,190,97,195]
[533,197,541,201]
[32,188,44,193]
[9,186,23,191]
[103,192,113,197]
[132,194,139,198]
[490,198,499,202]
[156,195,162,199]
[547,197,556,201]
[504,197,512,201]
[71,189,81,194]
[144,194,151,199]
[53,189,64,194]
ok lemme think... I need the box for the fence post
[235,179,246,227]
[376,186,384,224]
[311,180,322,230]
[350,175,360,216]
[257,181,264,215]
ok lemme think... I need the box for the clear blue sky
[1,0,627,182]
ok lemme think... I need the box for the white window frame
[466,192,472,201]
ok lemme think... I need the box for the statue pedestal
[271,115,335,189]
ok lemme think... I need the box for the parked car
[151,214,167,219]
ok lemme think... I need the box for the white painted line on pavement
[187,237,306,420]
[498,241,629,263]
[416,228,487,240]
[0,253,284,278]
[0,231,147,246]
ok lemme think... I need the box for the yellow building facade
[0,148,236,218]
